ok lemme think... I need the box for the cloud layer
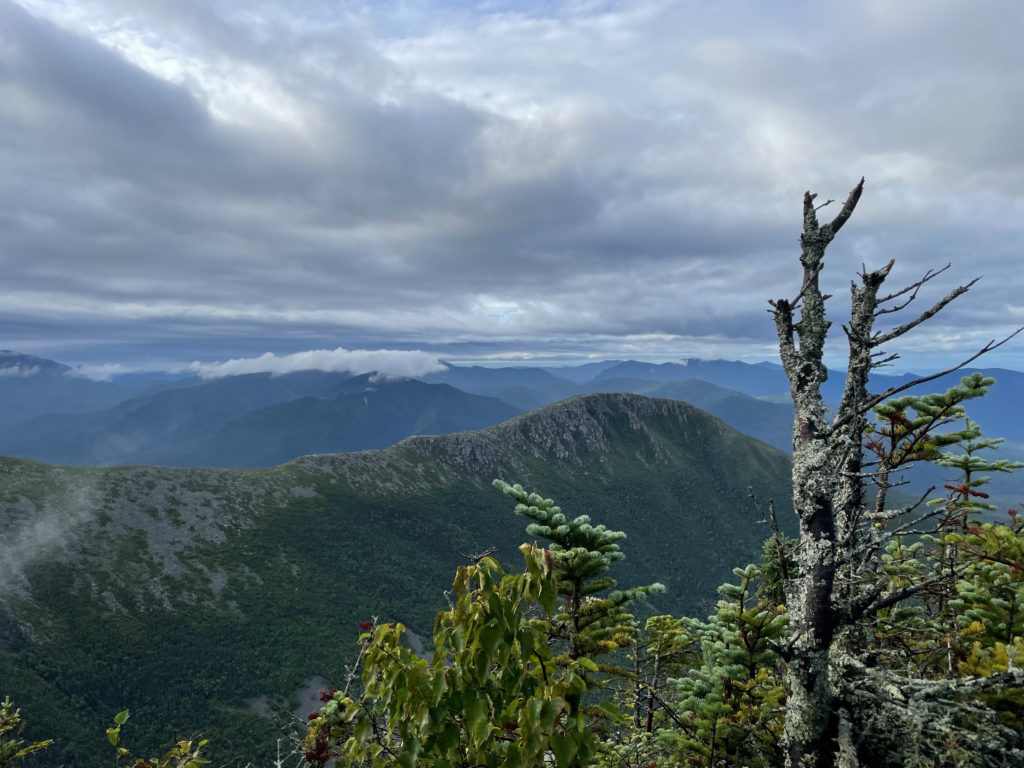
[2,0,1023,372]
[186,347,445,379]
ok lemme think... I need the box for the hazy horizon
[5,345,1019,383]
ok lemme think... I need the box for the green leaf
[353,714,371,744]
[428,702,448,727]
[114,709,130,726]
[479,622,504,658]
[551,734,579,768]
[472,711,492,746]
[436,723,460,754]
[464,696,485,744]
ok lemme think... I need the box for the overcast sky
[2,0,1023,377]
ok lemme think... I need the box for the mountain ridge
[0,392,793,766]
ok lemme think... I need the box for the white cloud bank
[0,365,40,377]
[69,363,133,381]
[187,347,445,379]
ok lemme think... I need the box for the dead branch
[859,328,1024,413]
[875,264,951,315]
[872,278,980,346]
[458,546,497,564]
[827,177,865,236]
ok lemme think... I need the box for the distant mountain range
[0,350,168,425]
[0,371,519,467]
[1,350,1021,498]
[2,354,801,466]
[155,374,522,468]
[587,359,790,396]
[0,393,794,766]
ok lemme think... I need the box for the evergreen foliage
[933,412,1024,521]
[667,564,787,767]
[867,372,990,468]
[492,480,665,670]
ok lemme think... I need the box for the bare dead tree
[769,178,1022,767]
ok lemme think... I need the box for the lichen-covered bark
[830,262,895,708]
[771,180,863,768]
[834,262,892,543]
[769,179,1016,767]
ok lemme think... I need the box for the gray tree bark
[771,179,863,768]
[768,179,1009,767]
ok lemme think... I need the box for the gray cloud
[1,0,1022,376]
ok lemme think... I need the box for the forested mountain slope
[0,393,792,767]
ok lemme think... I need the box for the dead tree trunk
[771,179,863,768]
[768,178,1008,767]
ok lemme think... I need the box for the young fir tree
[492,480,665,679]
[667,564,788,768]
[932,414,1024,527]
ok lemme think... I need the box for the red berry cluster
[303,745,330,764]
[304,718,330,764]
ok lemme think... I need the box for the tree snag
[769,178,1021,767]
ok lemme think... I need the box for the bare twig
[858,328,1023,414]
[875,264,951,315]
[873,278,981,346]
[458,546,496,564]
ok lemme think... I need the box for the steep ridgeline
[0,394,792,767]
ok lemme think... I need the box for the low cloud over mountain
[186,347,445,379]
